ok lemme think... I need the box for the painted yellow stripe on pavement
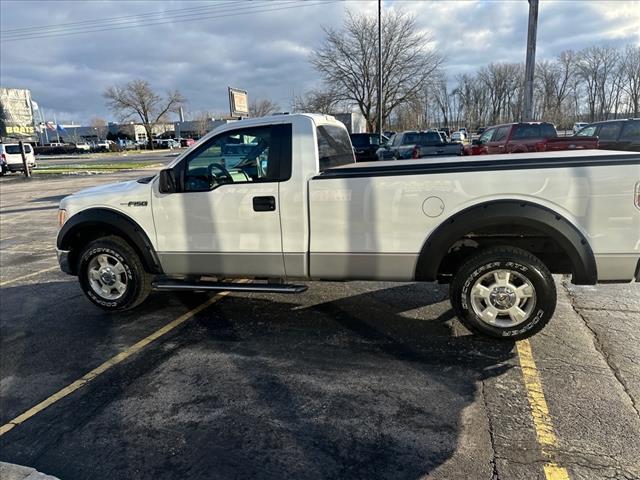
[0,265,59,287]
[0,290,231,436]
[517,339,570,480]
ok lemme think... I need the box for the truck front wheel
[78,235,152,311]
[449,246,556,340]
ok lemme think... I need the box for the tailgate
[545,136,598,151]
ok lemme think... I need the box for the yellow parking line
[517,339,570,480]
[0,290,231,436]
[0,265,59,287]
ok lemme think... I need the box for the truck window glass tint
[598,122,622,141]
[576,125,597,137]
[493,126,510,142]
[619,121,640,141]
[479,129,494,143]
[184,126,272,192]
[541,124,557,138]
[316,125,354,171]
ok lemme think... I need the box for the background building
[334,111,367,133]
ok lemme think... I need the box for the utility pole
[377,0,382,140]
[523,0,539,121]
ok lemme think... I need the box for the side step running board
[152,280,308,294]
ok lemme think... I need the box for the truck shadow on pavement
[1,281,516,480]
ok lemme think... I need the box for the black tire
[449,246,556,340]
[78,235,152,311]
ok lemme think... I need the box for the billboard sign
[228,87,249,118]
[0,87,36,141]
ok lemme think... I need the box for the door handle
[253,196,276,212]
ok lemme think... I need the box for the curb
[0,462,61,480]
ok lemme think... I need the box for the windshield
[403,132,441,145]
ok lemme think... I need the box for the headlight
[57,209,68,228]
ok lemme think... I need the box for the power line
[1,1,337,42]
[1,1,241,34]
[2,1,318,41]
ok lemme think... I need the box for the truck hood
[60,178,153,214]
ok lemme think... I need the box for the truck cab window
[598,122,622,141]
[493,126,511,142]
[576,125,596,137]
[316,124,355,171]
[479,128,495,143]
[184,126,272,191]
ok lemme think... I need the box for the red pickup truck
[464,122,598,155]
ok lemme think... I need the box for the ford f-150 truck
[464,122,598,155]
[56,114,640,340]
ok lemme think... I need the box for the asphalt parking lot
[0,171,639,480]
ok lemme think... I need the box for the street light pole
[523,0,539,121]
[377,0,382,140]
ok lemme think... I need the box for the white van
[0,143,37,175]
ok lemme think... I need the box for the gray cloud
[1,0,638,123]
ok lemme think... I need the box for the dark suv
[575,119,640,152]
[349,133,388,162]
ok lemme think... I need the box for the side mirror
[158,168,177,194]
[472,139,482,146]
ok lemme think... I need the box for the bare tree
[103,79,184,149]
[311,9,443,132]
[89,117,108,140]
[291,88,343,114]
[191,111,214,139]
[621,45,640,116]
[249,98,280,117]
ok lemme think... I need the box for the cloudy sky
[1,0,638,124]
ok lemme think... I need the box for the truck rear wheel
[78,235,152,311]
[449,246,556,340]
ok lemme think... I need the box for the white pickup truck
[56,114,640,339]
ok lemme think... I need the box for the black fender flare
[57,208,162,274]
[414,200,597,285]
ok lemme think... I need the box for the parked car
[464,122,598,155]
[56,113,640,340]
[94,140,110,151]
[73,142,91,152]
[154,138,180,149]
[349,133,388,162]
[451,131,468,144]
[575,118,640,152]
[0,143,37,175]
[377,130,463,160]
[573,122,589,134]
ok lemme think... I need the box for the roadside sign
[228,87,249,118]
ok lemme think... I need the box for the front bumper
[57,249,73,275]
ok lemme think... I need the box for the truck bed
[316,149,640,179]
[308,149,640,283]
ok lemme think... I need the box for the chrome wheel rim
[469,269,536,328]
[87,253,128,300]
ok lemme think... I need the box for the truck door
[485,125,511,154]
[151,124,292,277]
[596,121,623,150]
[476,128,495,154]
